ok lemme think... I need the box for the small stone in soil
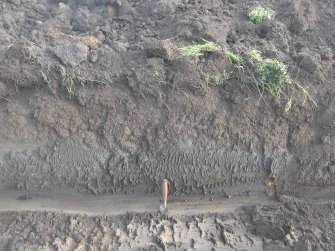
[16,195,33,200]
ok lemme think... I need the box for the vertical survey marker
[160,179,169,213]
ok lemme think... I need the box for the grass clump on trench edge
[225,50,244,66]
[179,41,316,109]
[179,43,242,86]
[179,42,221,57]
[247,50,317,107]
[202,71,230,87]
[248,49,290,101]
[248,6,274,24]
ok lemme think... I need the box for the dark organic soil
[0,0,334,250]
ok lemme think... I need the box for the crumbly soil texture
[0,0,335,250]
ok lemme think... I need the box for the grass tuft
[248,6,274,24]
[247,50,317,106]
[180,42,221,57]
[58,65,78,96]
[203,71,229,87]
[179,39,317,108]
[225,51,244,65]
[248,49,263,62]
[249,50,290,100]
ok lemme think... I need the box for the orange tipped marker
[161,179,169,209]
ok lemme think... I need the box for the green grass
[248,6,274,24]
[180,42,221,57]
[225,50,244,65]
[58,65,78,96]
[178,39,317,107]
[249,50,290,100]
[203,71,229,87]
[248,49,263,62]
[248,50,317,106]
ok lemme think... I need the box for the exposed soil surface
[0,0,334,250]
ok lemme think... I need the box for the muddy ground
[0,0,334,250]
